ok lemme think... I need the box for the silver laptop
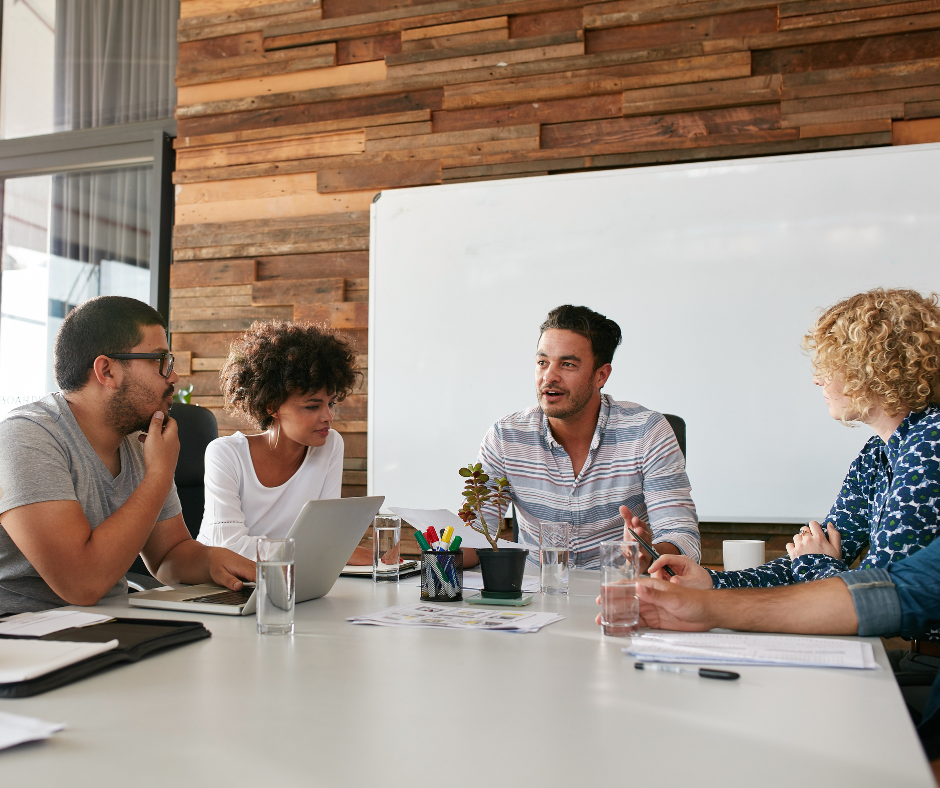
[129,496,384,616]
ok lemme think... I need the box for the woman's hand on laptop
[208,547,256,590]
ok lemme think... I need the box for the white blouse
[196,430,344,559]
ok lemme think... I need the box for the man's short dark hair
[539,305,622,369]
[54,296,167,392]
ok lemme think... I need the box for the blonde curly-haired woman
[651,288,940,613]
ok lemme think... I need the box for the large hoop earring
[269,419,280,451]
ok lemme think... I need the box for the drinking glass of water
[599,541,639,637]
[256,537,295,635]
[372,514,401,583]
[539,521,570,595]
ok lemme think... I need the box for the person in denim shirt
[648,289,940,637]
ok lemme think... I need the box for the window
[0,0,177,139]
[0,0,178,416]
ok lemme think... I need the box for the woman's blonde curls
[802,288,940,423]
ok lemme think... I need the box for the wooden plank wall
[172,0,940,500]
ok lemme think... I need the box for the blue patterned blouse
[710,404,940,591]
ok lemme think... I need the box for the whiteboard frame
[367,143,940,522]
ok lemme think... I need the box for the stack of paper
[0,610,112,637]
[625,632,878,670]
[0,638,120,683]
[341,560,419,577]
[348,603,563,633]
[0,711,64,751]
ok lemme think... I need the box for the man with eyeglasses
[0,296,254,613]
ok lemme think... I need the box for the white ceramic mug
[722,540,765,571]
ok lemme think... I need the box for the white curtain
[53,0,178,130]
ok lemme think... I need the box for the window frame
[0,120,177,324]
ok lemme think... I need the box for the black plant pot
[475,548,529,598]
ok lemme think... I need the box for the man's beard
[539,379,595,420]
[107,377,174,435]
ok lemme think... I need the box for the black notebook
[0,617,211,698]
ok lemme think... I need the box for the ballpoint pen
[626,527,677,577]
[634,662,739,680]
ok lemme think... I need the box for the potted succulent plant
[457,463,528,598]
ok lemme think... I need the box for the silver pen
[634,662,740,680]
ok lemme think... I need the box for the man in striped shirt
[478,305,700,571]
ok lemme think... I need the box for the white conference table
[1,570,934,787]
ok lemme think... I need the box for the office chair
[126,403,219,589]
[663,413,686,459]
[511,412,688,542]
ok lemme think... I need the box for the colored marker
[425,527,440,545]
[441,526,454,544]
[449,535,462,552]
[414,531,432,552]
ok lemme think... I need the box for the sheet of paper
[389,507,527,550]
[342,560,419,576]
[0,638,120,683]
[0,711,65,751]
[348,603,563,633]
[625,632,878,670]
[0,610,112,638]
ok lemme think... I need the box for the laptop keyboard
[183,587,255,605]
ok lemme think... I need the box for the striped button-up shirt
[478,394,700,569]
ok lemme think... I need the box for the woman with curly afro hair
[645,289,940,624]
[196,320,370,562]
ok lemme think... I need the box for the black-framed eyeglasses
[106,352,175,378]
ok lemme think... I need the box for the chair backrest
[128,403,219,577]
[662,413,686,459]
[170,403,219,538]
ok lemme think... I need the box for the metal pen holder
[420,550,463,602]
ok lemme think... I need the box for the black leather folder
[0,617,211,698]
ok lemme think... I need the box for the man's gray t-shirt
[0,393,181,613]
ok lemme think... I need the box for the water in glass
[257,561,295,635]
[372,514,401,583]
[539,547,569,595]
[539,521,570,595]
[599,541,639,636]
[600,580,638,636]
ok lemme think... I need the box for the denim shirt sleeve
[840,538,940,638]
[840,568,902,637]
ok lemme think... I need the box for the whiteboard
[368,143,940,522]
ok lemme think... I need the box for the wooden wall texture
[171,0,940,506]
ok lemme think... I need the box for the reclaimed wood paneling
[172,0,940,497]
